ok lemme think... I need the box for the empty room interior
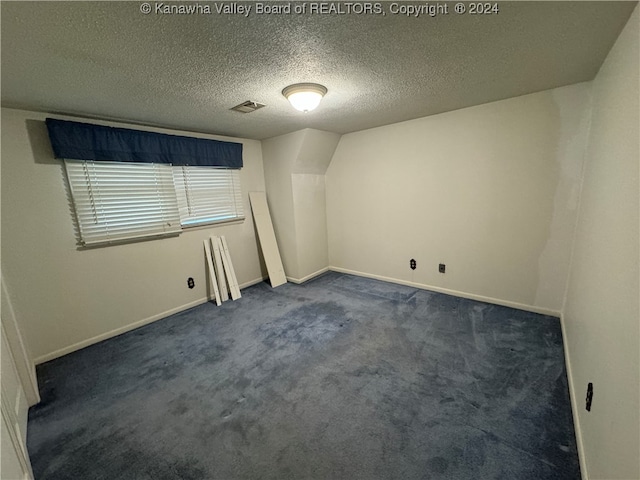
[1,2,638,480]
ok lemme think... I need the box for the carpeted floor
[27,272,580,479]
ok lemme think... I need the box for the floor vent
[230,101,266,113]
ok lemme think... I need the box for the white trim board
[248,192,287,288]
[211,236,229,302]
[329,266,561,317]
[560,313,588,480]
[218,236,241,300]
[203,239,222,306]
[33,276,267,365]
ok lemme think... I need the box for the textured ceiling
[1,1,637,140]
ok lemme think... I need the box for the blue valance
[45,118,243,168]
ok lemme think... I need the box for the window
[65,160,242,246]
[173,166,244,227]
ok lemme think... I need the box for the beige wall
[262,128,340,283]
[1,108,266,363]
[326,83,591,314]
[563,6,639,480]
[261,130,305,279]
[291,173,329,280]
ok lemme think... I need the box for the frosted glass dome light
[282,83,327,112]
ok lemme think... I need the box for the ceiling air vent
[230,101,266,113]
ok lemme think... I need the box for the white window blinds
[64,160,182,245]
[173,166,244,227]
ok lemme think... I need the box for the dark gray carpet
[28,272,580,479]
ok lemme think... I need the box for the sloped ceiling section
[1,1,636,140]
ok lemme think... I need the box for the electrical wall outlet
[586,382,593,411]
[439,263,446,274]
[410,259,417,270]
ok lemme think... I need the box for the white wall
[262,128,340,283]
[291,173,329,281]
[261,130,306,279]
[1,108,266,363]
[326,83,591,314]
[562,6,639,480]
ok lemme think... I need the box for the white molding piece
[248,192,287,288]
[203,240,222,306]
[286,267,330,285]
[219,236,241,300]
[1,324,35,479]
[328,266,561,317]
[211,236,229,302]
[1,279,40,406]
[560,313,588,480]
[33,276,266,365]
[1,398,34,480]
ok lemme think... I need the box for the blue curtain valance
[45,118,243,168]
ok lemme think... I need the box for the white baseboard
[286,267,330,285]
[239,276,268,289]
[34,276,267,365]
[328,266,561,317]
[560,313,588,480]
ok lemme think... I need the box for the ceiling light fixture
[282,83,327,112]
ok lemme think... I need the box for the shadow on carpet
[28,272,581,480]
